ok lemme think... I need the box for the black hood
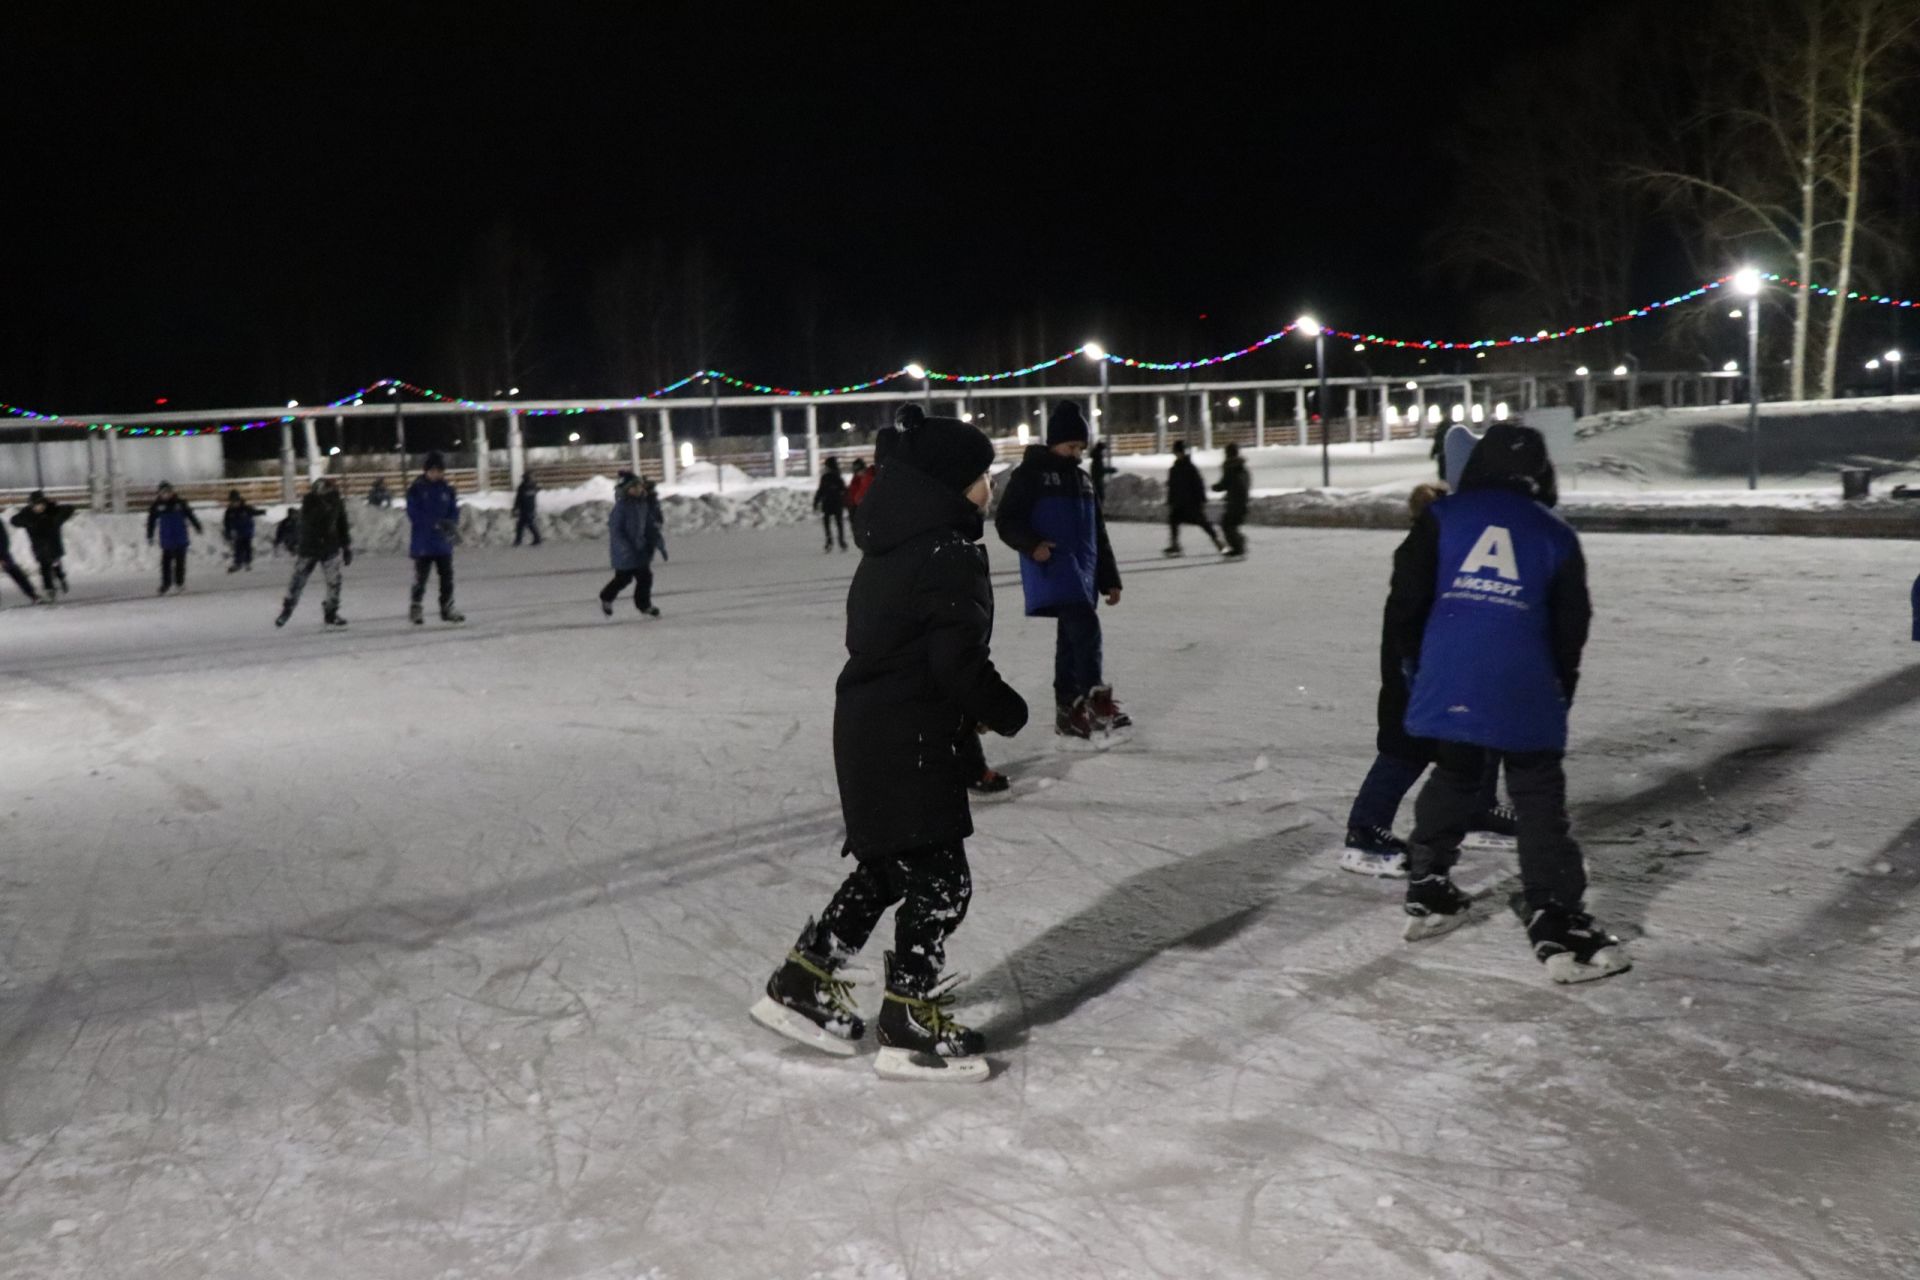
[1458,423,1558,508]
[856,457,983,554]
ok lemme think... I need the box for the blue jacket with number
[1387,426,1591,753]
[993,446,1121,616]
[406,476,460,558]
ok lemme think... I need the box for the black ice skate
[1527,905,1632,984]
[1403,872,1474,941]
[274,600,294,628]
[1463,803,1518,852]
[749,920,865,1056]
[409,603,425,626]
[637,601,660,618]
[969,769,1012,798]
[323,608,348,628]
[1339,825,1409,878]
[874,952,988,1083]
[1089,685,1133,731]
[600,598,614,618]
[440,603,465,624]
[1161,544,1184,558]
[1055,698,1095,742]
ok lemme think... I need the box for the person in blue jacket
[1385,422,1628,983]
[146,482,203,596]
[405,452,464,625]
[599,471,666,618]
[994,401,1126,740]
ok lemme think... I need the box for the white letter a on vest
[1458,525,1519,581]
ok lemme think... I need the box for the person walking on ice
[11,491,75,598]
[274,475,353,628]
[995,401,1128,742]
[1164,440,1223,556]
[1385,422,1627,983]
[1213,442,1251,558]
[406,452,464,625]
[751,410,1026,1082]
[513,474,542,546]
[599,471,666,618]
[222,490,267,573]
[815,457,848,552]
[0,509,46,605]
[146,482,203,595]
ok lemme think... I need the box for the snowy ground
[1,525,1916,1279]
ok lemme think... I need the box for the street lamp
[1083,342,1109,441]
[1733,267,1763,489]
[1297,316,1330,485]
[904,362,932,413]
[1885,349,1903,396]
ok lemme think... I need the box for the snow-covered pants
[813,843,971,993]
[284,553,343,615]
[1409,744,1585,911]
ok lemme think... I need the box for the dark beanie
[423,451,446,472]
[1047,401,1089,446]
[901,413,996,493]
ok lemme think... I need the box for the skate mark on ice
[1771,811,1920,965]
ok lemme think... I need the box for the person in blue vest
[599,471,665,618]
[1385,423,1628,983]
[405,452,464,625]
[994,401,1126,740]
[146,482,203,596]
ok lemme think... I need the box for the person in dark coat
[1088,438,1117,506]
[1212,443,1252,558]
[146,482,203,595]
[599,471,666,618]
[1164,440,1222,556]
[995,401,1126,739]
[0,513,45,605]
[366,477,392,509]
[405,452,464,624]
[273,506,301,556]
[221,490,267,573]
[11,490,75,597]
[752,414,1025,1081]
[1386,423,1625,982]
[512,475,542,546]
[274,476,353,628]
[814,457,848,552]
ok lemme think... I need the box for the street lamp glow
[960,412,973,423]
[1574,366,1590,377]
[1404,380,1418,391]
[328,445,341,456]
[1082,341,1106,362]
[678,440,696,469]
[1867,358,1882,371]
[1886,350,1903,364]
[1724,360,1740,372]
[1384,404,1401,424]
[904,362,927,380]
[1295,316,1322,337]
[1613,365,1629,377]
[286,400,300,408]
[839,421,854,432]
[508,387,520,396]
[1426,404,1442,426]
[776,434,791,461]
[568,431,581,443]
[1168,414,1180,425]
[1016,423,1031,446]
[1494,402,1510,421]
[1470,403,1486,424]
[1732,267,1763,298]
[1450,404,1466,424]
[1227,396,1241,410]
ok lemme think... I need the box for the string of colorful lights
[4,273,1911,437]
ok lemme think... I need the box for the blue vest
[1018,467,1100,616]
[1405,488,1579,752]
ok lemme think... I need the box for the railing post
[474,415,492,493]
[303,416,323,481]
[1155,395,1168,453]
[1346,387,1358,442]
[1254,391,1266,448]
[106,428,126,513]
[626,411,643,476]
[771,407,786,479]
[1295,386,1309,446]
[1377,384,1391,442]
[659,409,677,484]
[507,409,525,490]
[1580,375,1595,419]
[805,403,820,477]
[87,431,106,511]
[1414,384,1428,434]
[1199,389,1214,451]
[279,421,297,503]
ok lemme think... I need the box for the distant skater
[1213,443,1250,558]
[11,490,75,597]
[274,475,353,629]
[0,517,44,605]
[222,490,267,572]
[1164,440,1222,556]
[815,457,848,552]
[146,482,203,595]
[406,452,464,625]
[599,471,666,619]
[513,474,542,546]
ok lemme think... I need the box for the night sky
[5,5,1596,413]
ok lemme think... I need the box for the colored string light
[7,275,1913,435]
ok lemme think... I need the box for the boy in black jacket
[274,477,353,628]
[753,414,1026,1083]
[11,491,75,597]
[222,490,267,573]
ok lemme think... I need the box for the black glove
[342,547,354,567]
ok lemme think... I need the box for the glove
[434,519,457,537]
[342,547,354,567]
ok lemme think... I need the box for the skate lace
[790,952,859,1020]
[886,983,971,1039]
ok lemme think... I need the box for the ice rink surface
[1,524,1916,1279]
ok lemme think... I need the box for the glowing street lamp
[1084,341,1109,441]
[678,440,695,471]
[1733,267,1763,488]
[904,362,932,413]
[1885,349,1903,396]
[1297,316,1330,485]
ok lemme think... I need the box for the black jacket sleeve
[8,511,23,529]
[1548,539,1592,700]
[992,464,1045,556]
[1093,505,1121,593]
[185,505,203,533]
[918,543,1029,737]
[1383,512,1440,666]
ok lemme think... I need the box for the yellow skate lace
[789,951,858,1019]
[883,986,970,1038]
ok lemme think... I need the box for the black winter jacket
[297,486,353,560]
[10,502,75,561]
[834,460,1028,858]
[1212,458,1251,523]
[1168,456,1209,520]
[815,470,847,515]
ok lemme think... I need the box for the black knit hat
[28,489,47,504]
[1047,401,1089,447]
[899,407,995,493]
[422,451,446,472]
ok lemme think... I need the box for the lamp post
[1297,316,1329,486]
[1733,267,1763,490]
[905,362,932,414]
[1083,342,1108,441]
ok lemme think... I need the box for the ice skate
[637,599,660,617]
[1403,872,1474,940]
[274,599,294,628]
[1527,906,1632,984]
[323,608,348,628]
[968,769,1012,798]
[1089,685,1133,731]
[1054,698,1096,745]
[600,598,614,618]
[440,604,465,624]
[409,602,424,626]
[749,920,865,1056]
[1463,803,1518,853]
[1339,825,1409,878]
[1161,544,1184,558]
[873,953,989,1083]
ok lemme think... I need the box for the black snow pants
[160,547,188,591]
[1408,743,1586,912]
[600,567,654,610]
[822,511,846,550]
[410,555,454,608]
[812,842,971,993]
[0,548,37,601]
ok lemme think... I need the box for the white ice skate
[1529,907,1633,984]
[749,995,860,1057]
